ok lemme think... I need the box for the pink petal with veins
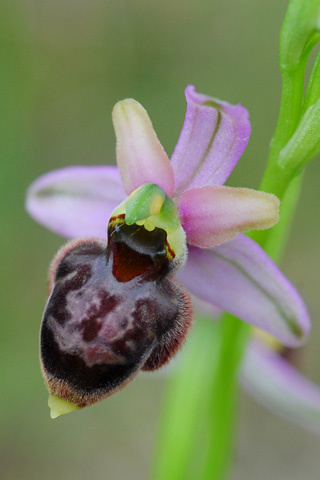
[171,85,251,196]
[112,99,175,196]
[26,166,125,238]
[178,185,279,247]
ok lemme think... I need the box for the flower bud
[280,0,320,73]
[278,98,320,171]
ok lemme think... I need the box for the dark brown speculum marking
[41,216,192,407]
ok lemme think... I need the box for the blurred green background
[1,0,320,478]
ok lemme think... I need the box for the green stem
[203,65,306,479]
[152,39,307,480]
[268,67,305,158]
[250,65,305,246]
[255,174,303,261]
[197,64,307,480]
[201,316,250,480]
[261,66,305,194]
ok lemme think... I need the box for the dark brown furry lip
[41,220,193,408]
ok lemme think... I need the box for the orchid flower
[241,336,320,434]
[26,85,310,418]
[191,294,320,435]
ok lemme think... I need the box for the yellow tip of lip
[48,394,81,419]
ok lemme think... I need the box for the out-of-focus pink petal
[178,186,279,247]
[112,99,175,196]
[26,166,126,238]
[177,234,310,346]
[241,339,320,434]
[171,85,251,196]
